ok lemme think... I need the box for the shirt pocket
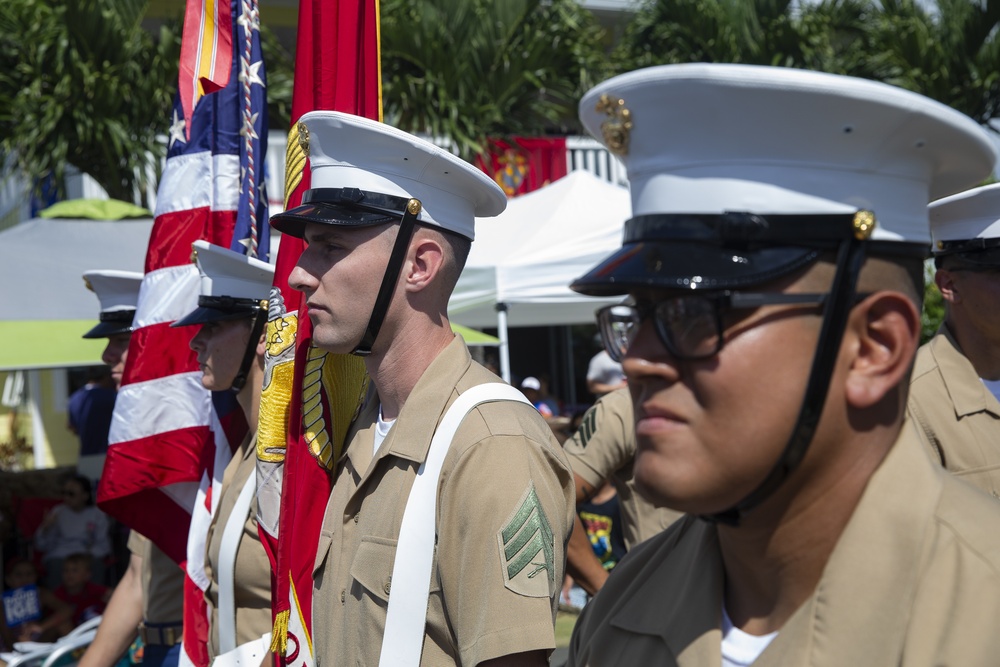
[349,536,442,606]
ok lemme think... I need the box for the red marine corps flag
[98,0,269,665]
[254,1,379,666]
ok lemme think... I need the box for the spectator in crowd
[520,376,560,417]
[2,558,73,643]
[67,366,117,482]
[586,336,627,397]
[53,553,111,628]
[34,475,111,589]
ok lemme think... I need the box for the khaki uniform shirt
[204,433,271,659]
[908,325,1000,496]
[564,388,682,548]
[568,423,1000,666]
[126,532,184,624]
[312,337,575,667]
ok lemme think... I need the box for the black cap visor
[82,310,135,339]
[571,212,927,297]
[572,240,822,296]
[171,296,263,328]
[935,238,1000,268]
[270,188,413,238]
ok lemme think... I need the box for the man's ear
[404,233,445,293]
[256,330,267,358]
[934,268,960,305]
[844,292,920,409]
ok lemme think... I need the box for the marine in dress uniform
[564,64,1000,666]
[907,184,1000,495]
[563,387,683,593]
[77,272,186,667]
[270,112,575,667]
[170,241,274,662]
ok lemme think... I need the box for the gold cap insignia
[852,210,876,240]
[83,277,94,292]
[596,94,633,157]
[407,199,422,216]
[297,121,310,156]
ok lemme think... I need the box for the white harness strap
[218,471,256,654]
[379,383,531,666]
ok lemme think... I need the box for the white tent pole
[28,370,47,469]
[496,303,511,384]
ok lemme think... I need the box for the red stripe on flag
[144,208,238,270]
[126,324,199,383]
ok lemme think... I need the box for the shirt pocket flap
[313,530,334,578]
[350,537,396,603]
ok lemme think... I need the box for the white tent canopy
[0,217,154,370]
[448,170,631,380]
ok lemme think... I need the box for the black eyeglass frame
[597,290,833,363]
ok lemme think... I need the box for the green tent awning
[0,321,107,370]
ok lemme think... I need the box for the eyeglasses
[596,291,830,362]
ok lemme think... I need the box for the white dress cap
[192,240,274,300]
[83,270,143,314]
[579,63,997,243]
[289,111,507,240]
[929,182,1000,247]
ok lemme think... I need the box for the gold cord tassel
[270,610,290,654]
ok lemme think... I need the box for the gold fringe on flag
[270,609,290,654]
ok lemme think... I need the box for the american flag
[254,1,379,666]
[97,0,268,665]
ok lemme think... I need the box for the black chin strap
[230,302,269,393]
[350,199,422,357]
[704,232,870,526]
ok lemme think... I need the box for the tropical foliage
[610,0,1000,126]
[379,0,607,159]
[0,0,180,203]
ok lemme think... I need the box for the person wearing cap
[77,272,186,667]
[520,376,556,417]
[81,270,143,389]
[270,111,574,667]
[76,270,141,481]
[564,64,1000,666]
[562,387,683,597]
[907,183,1000,496]
[170,240,273,664]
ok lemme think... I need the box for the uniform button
[354,512,360,523]
[340,589,345,604]
[384,579,391,595]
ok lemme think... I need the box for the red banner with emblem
[476,136,568,197]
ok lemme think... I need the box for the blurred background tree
[379,0,608,160]
[0,0,181,204]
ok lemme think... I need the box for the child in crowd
[52,553,110,627]
[2,558,74,644]
[34,474,111,588]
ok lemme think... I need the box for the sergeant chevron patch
[498,483,555,598]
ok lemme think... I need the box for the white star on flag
[168,109,186,148]
[240,60,265,88]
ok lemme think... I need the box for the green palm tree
[0,0,180,203]
[611,0,876,74]
[380,0,607,160]
[867,0,1000,124]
